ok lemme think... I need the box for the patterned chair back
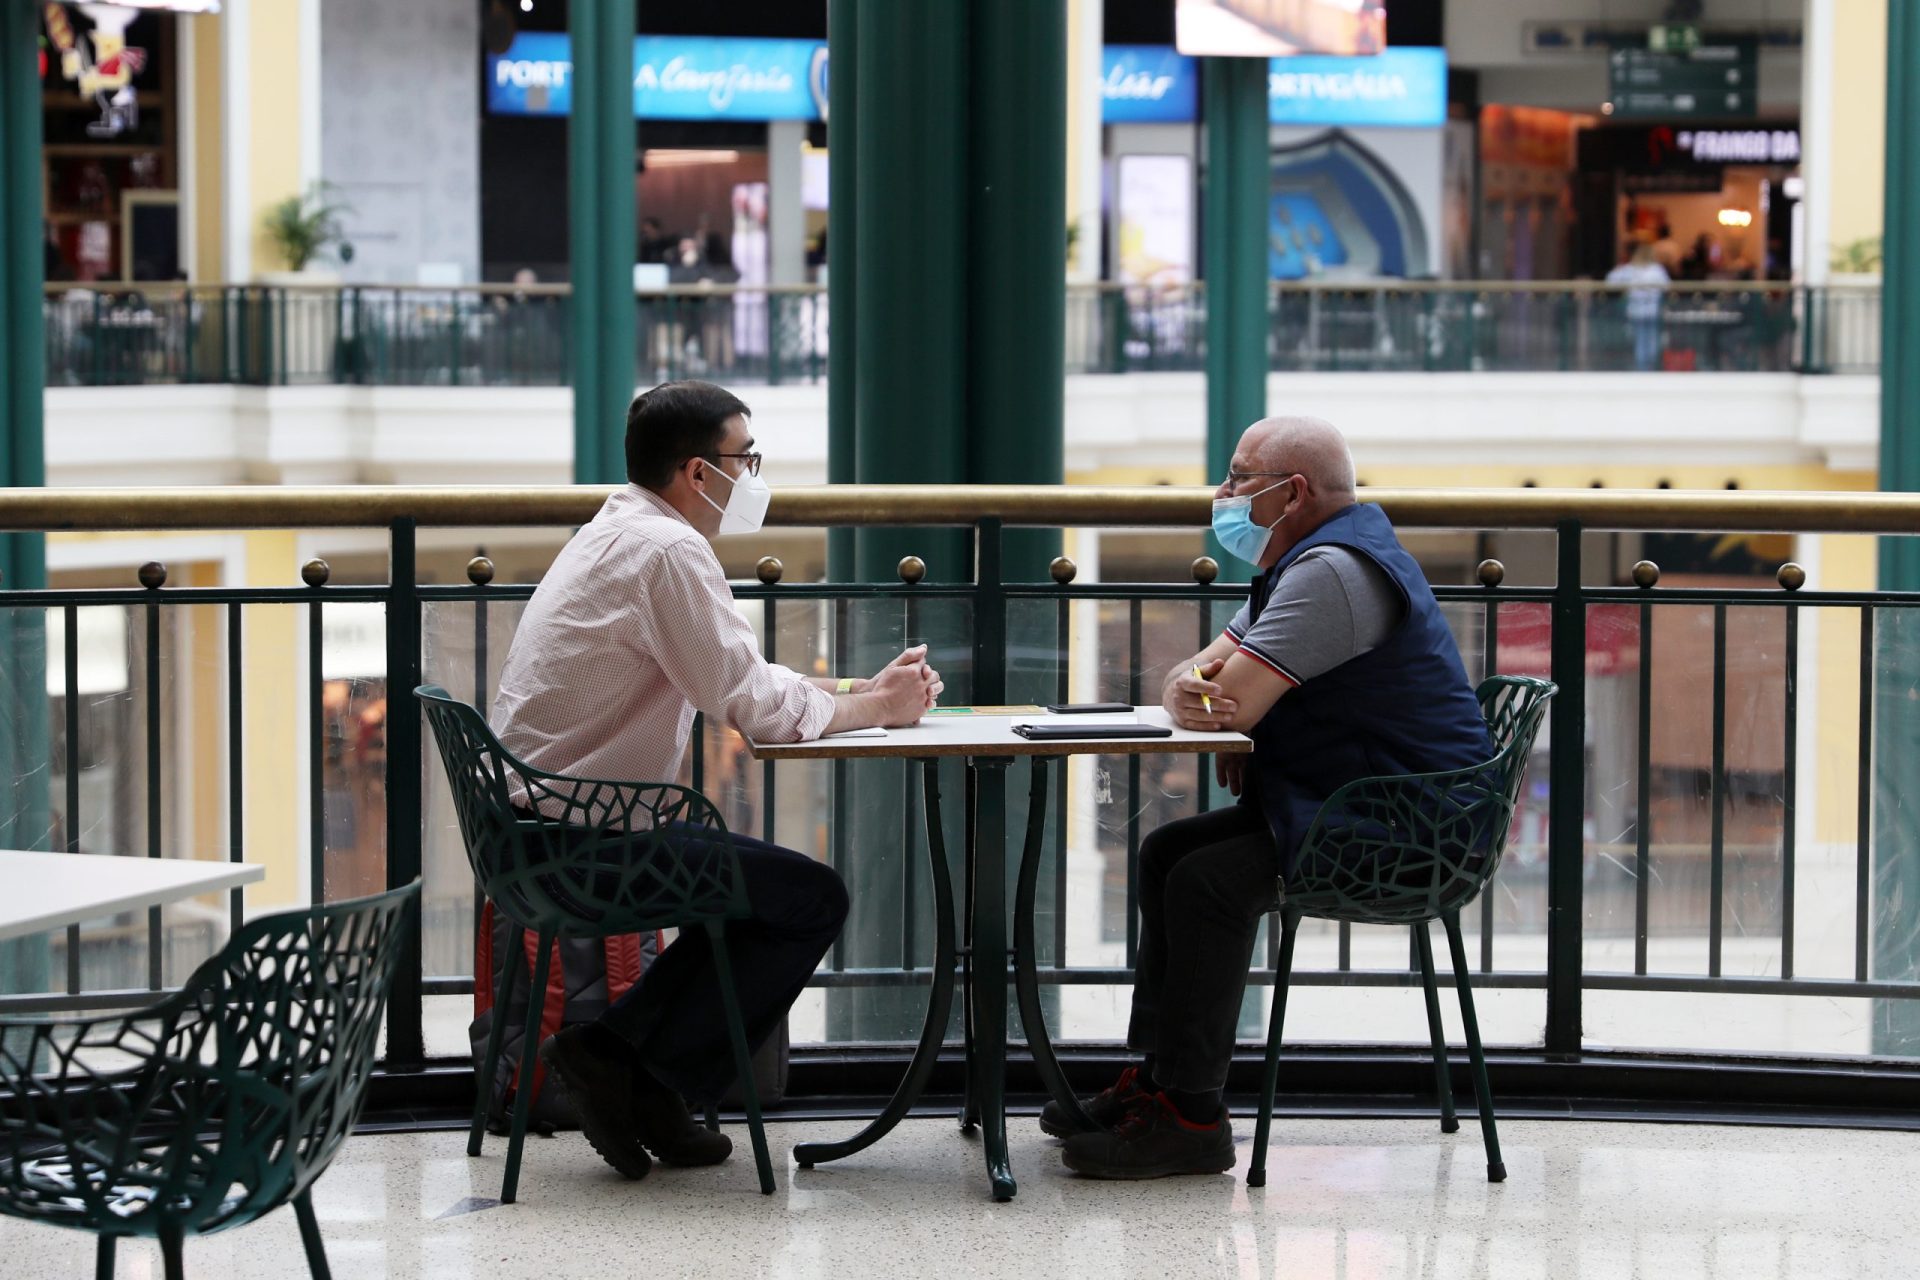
[1286,675,1556,924]
[0,881,417,1240]
[415,685,747,937]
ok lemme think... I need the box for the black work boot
[1060,1092,1236,1180]
[1039,1064,1149,1139]
[632,1067,734,1167]
[538,1028,651,1180]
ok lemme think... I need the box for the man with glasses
[493,380,943,1182]
[1053,415,1489,1179]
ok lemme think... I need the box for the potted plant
[256,182,356,380]
[261,181,354,277]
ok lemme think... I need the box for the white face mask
[698,461,772,535]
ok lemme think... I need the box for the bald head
[1243,415,1356,501]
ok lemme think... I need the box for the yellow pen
[1192,665,1212,715]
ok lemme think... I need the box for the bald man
[1057,416,1491,1180]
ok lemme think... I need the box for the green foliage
[1831,235,1883,275]
[262,181,353,272]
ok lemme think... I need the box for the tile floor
[7,1114,1920,1279]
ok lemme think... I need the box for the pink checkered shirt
[492,484,834,799]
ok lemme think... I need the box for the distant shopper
[1607,239,1670,372]
[1652,222,1683,275]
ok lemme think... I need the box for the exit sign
[1649,24,1701,53]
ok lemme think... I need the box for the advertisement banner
[487,33,829,121]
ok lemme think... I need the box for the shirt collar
[619,483,693,528]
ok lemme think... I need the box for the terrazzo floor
[7,1114,1920,1279]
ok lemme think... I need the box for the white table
[0,850,265,943]
[747,706,1251,1201]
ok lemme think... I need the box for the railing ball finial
[1631,559,1661,589]
[137,562,168,590]
[1476,558,1506,588]
[756,556,784,585]
[466,556,495,587]
[1778,562,1807,592]
[1049,556,1077,585]
[1192,556,1219,586]
[898,556,926,586]
[300,559,331,588]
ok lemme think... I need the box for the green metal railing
[41,281,1883,389]
[1,485,1918,1116]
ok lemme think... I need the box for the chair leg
[704,1102,720,1133]
[293,1189,333,1280]
[501,927,556,1204]
[1442,912,1506,1183]
[94,1236,115,1280]
[1248,910,1300,1189]
[707,920,776,1195]
[470,924,526,1157]
[1413,922,1460,1134]
[158,1223,184,1280]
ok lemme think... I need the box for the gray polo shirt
[1223,546,1405,686]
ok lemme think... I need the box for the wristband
[837,677,856,694]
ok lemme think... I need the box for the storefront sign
[1267,47,1447,127]
[1679,128,1799,163]
[487,34,824,120]
[486,35,1443,128]
[1101,45,1196,124]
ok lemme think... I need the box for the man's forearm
[822,689,890,734]
[808,675,870,694]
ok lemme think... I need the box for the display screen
[1176,0,1386,58]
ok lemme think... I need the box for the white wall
[319,0,481,284]
[44,372,1877,489]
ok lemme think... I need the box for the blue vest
[1246,504,1491,875]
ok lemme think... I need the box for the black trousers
[1126,803,1284,1093]
[595,826,849,1101]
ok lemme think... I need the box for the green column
[0,0,51,1010]
[570,0,637,484]
[1872,0,1920,1055]
[850,0,968,583]
[966,0,1065,583]
[1202,58,1269,576]
[825,0,856,580]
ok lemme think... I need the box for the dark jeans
[592,825,849,1101]
[1126,803,1283,1093]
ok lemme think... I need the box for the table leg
[969,757,1017,1202]
[958,761,980,1135]
[1014,757,1096,1133]
[793,759,959,1169]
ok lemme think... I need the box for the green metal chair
[415,685,774,1203]
[1248,675,1555,1188]
[0,880,418,1280]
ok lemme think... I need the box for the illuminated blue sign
[485,37,1443,128]
[1100,45,1197,123]
[1266,48,1448,127]
[486,34,829,121]
[1097,46,1446,126]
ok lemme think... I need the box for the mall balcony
[2,482,1920,1277]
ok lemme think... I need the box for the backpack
[469,900,662,1133]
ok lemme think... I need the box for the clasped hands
[1164,656,1246,795]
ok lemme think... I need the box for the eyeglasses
[1222,470,1296,488]
[709,451,763,477]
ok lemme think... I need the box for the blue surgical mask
[1211,478,1291,564]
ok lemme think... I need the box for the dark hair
[625,380,751,490]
